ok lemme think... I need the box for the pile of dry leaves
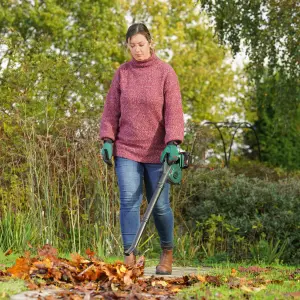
[2,245,298,299]
[0,245,213,299]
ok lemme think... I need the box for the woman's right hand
[101,140,113,166]
[160,141,179,165]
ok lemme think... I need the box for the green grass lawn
[0,251,299,299]
[178,264,300,299]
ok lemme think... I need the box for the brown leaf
[85,248,95,259]
[57,261,78,273]
[238,266,268,273]
[6,257,31,279]
[196,275,207,283]
[70,295,83,300]
[38,244,58,258]
[32,258,53,269]
[285,291,300,299]
[81,266,104,281]
[101,265,118,281]
[26,281,39,290]
[4,249,13,256]
[231,268,237,276]
[70,253,90,266]
[0,269,6,276]
[205,275,222,287]
[44,296,58,300]
[49,267,62,281]
[124,269,133,286]
[151,280,168,287]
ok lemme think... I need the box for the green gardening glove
[101,140,113,166]
[160,142,179,165]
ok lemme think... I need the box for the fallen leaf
[4,249,13,256]
[26,282,39,290]
[83,291,92,300]
[38,244,58,258]
[111,283,119,292]
[170,287,181,292]
[231,268,237,276]
[252,286,266,292]
[6,257,31,279]
[238,266,268,273]
[119,264,127,273]
[285,291,300,299]
[70,295,83,300]
[85,248,95,260]
[205,275,222,286]
[240,285,253,293]
[158,280,168,287]
[70,253,90,265]
[44,296,57,300]
[124,269,133,286]
[196,275,206,283]
[32,258,53,269]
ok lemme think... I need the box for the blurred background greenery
[0,0,299,264]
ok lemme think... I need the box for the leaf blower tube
[124,152,189,256]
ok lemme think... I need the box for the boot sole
[155,271,172,275]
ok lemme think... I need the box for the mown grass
[178,264,300,299]
[178,281,300,300]
[0,280,27,299]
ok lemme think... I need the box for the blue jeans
[114,157,174,251]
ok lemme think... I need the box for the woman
[100,23,184,275]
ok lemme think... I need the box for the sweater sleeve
[163,67,184,145]
[99,69,121,141]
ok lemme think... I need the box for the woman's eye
[130,43,145,48]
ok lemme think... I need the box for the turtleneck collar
[130,52,159,68]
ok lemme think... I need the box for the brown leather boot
[124,253,136,267]
[156,249,173,275]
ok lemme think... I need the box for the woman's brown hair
[126,23,152,43]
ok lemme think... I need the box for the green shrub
[179,168,300,264]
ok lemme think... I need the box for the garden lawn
[0,251,299,299]
[178,264,300,299]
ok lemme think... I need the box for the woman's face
[127,33,151,61]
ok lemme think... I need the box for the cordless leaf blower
[124,151,189,256]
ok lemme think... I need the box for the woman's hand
[101,139,113,166]
[160,141,179,165]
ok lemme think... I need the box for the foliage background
[0,0,299,264]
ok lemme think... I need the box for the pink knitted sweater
[100,53,184,163]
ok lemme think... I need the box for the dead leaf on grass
[238,266,268,273]
[38,244,58,259]
[285,291,300,299]
[6,257,31,279]
[4,249,13,256]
